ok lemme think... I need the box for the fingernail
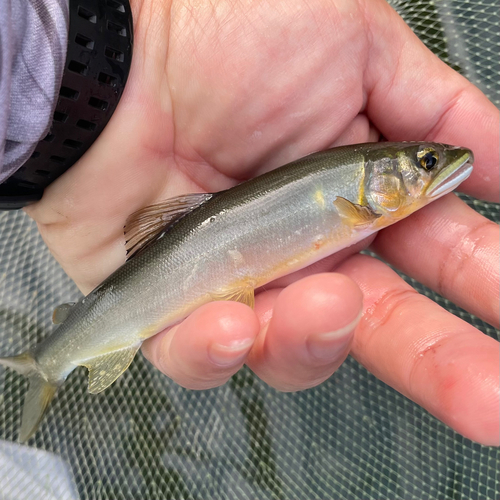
[307,313,361,361]
[209,338,254,367]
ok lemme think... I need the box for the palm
[26,0,499,446]
[163,1,370,187]
[29,0,376,291]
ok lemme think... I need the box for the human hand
[25,0,499,445]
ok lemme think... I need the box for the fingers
[364,0,499,201]
[141,302,260,390]
[142,273,363,393]
[372,194,499,327]
[246,273,363,391]
[338,254,500,446]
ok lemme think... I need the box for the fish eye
[417,150,439,171]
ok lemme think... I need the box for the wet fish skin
[0,142,473,442]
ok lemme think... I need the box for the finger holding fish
[371,194,500,328]
[337,254,500,446]
[365,0,500,202]
[142,273,363,392]
[142,302,260,390]
[246,273,363,392]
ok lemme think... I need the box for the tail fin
[0,352,58,442]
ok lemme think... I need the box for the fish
[0,142,473,442]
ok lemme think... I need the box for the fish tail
[0,352,59,442]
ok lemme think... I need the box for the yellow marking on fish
[314,190,325,209]
[357,163,366,205]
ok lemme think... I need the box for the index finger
[364,0,499,201]
[337,254,499,446]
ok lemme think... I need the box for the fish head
[364,142,474,220]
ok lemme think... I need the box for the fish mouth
[426,150,474,199]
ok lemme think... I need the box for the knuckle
[358,287,422,350]
[437,220,497,297]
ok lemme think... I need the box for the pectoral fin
[212,283,255,309]
[333,197,381,227]
[80,344,141,394]
[52,302,76,324]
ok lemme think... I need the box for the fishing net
[1,1,499,498]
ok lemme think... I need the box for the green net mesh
[1,1,499,499]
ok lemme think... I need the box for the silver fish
[0,142,473,441]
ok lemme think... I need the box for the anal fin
[80,344,141,394]
[212,283,255,309]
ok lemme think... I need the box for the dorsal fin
[124,193,214,260]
